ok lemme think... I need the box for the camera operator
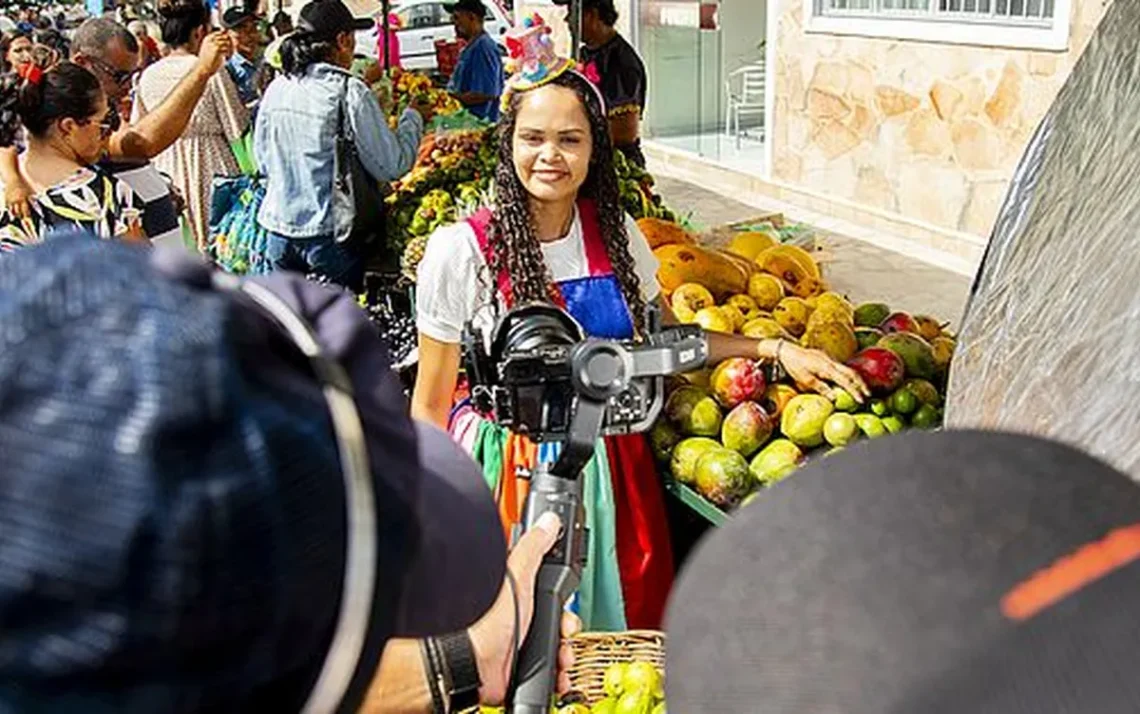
[0,236,577,714]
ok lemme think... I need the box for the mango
[749,438,803,486]
[694,447,753,508]
[814,291,854,318]
[780,394,835,448]
[742,317,791,340]
[853,302,890,327]
[878,332,937,380]
[694,306,734,334]
[725,293,761,322]
[803,320,859,363]
[649,420,682,463]
[806,304,855,333]
[719,304,746,331]
[911,404,941,429]
[762,383,799,418]
[902,378,942,408]
[773,297,812,337]
[932,336,955,375]
[747,272,785,311]
[669,437,720,485]
[670,282,715,323]
[721,402,774,457]
[710,358,767,409]
[855,326,884,351]
[913,314,944,342]
[726,229,778,260]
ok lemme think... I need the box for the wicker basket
[566,630,666,705]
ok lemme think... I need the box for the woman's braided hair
[487,70,647,337]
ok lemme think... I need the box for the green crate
[664,479,729,527]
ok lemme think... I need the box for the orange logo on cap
[1001,523,1140,621]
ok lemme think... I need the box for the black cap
[443,0,487,15]
[0,237,506,711]
[666,430,1140,713]
[298,0,372,35]
[221,5,258,28]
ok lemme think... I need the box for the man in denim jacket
[255,0,430,289]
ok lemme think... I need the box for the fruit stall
[642,217,955,527]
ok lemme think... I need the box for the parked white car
[354,0,511,71]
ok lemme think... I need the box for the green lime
[881,415,906,434]
[911,404,941,429]
[832,388,858,413]
[823,412,859,447]
[869,399,889,417]
[853,414,887,438]
[888,388,918,415]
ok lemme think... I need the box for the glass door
[636,0,767,174]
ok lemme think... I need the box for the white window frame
[803,0,1071,51]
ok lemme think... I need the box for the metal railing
[822,0,1054,25]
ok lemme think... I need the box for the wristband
[436,631,482,713]
[420,638,448,714]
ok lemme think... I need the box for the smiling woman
[411,32,868,634]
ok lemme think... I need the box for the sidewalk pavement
[653,176,976,327]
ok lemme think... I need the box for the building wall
[770,0,1109,237]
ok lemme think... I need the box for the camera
[462,302,707,713]
[463,302,709,446]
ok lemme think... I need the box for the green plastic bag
[230,132,257,178]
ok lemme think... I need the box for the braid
[488,71,648,337]
[574,77,648,338]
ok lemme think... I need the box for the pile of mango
[647,222,957,513]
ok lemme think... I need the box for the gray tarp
[945,0,1140,478]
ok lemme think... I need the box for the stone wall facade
[772,0,1109,237]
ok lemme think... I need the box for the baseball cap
[666,430,1140,713]
[221,4,258,28]
[443,0,487,15]
[0,236,505,711]
[298,0,372,35]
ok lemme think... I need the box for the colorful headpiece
[501,13,604,112]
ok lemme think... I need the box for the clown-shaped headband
[501,13,606,113]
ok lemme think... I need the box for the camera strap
[213,274,377,714]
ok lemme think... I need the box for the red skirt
[605,433,675,629]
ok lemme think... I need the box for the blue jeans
[265,233,364,292]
